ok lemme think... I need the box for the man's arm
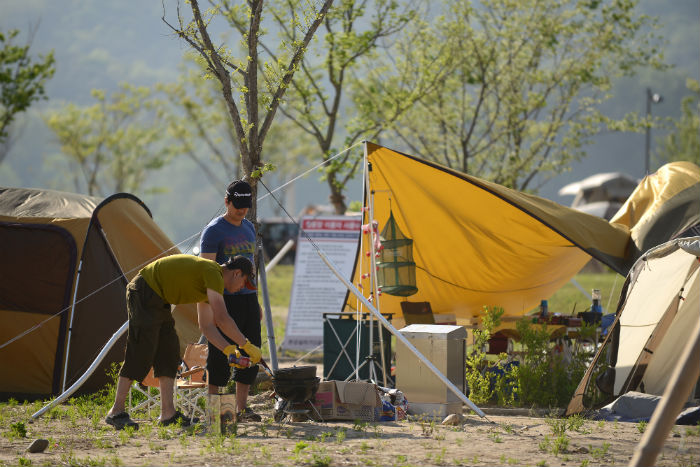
[208,288,247,344]
[196,292,246,352]
[197,251,247,349]
[201,251,254,336]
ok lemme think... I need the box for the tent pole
[354,149,369,382]
[61,259,84,393]
[630,316,700,466]
[313,242,488,419]
[33,321,128,420]
[61,226,127,393]
[258,241,279,372]
[364,147,376,384]
[364,142,388,387]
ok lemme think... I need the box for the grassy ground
[545,268,622,316]
[2,392,698,467]
[6,265,699,467]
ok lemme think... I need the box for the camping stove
[269,366,323,422]
[273,399,322,423]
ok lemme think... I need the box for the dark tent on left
[0,187,199,400]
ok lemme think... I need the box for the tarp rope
[255,155,369,380]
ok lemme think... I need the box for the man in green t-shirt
[104,254,262,430]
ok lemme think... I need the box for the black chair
[400,301,435,325]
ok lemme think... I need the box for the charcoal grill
[271,366,323,422]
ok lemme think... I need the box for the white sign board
[282,215,362,351]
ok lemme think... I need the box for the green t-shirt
[139,254,224,304]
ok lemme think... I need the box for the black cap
[224,255,257,290]
[226,180,252,209]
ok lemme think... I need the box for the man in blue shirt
[199,179,262,422]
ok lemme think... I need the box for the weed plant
[465,306,610,408]
[589,441,611,461]
[8,421,27,439]
[465,306,504,404]
[637,420,648,433]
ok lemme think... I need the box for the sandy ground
[1,390,698,467]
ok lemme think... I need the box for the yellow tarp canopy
[348,143,635,322]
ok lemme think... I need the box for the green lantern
[376,210,418,296]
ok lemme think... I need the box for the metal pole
[645,87,651,175]
[61,259,83,392]
[258,242,279,372]
[645,88,663,175]
[33,321,129,419]
[363,143,388,387]
[630,317,700,466]
[61,225,127,392]
[313,243,488,419]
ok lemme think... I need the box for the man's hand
[222,344,237,361]
[240,340,262,364]
[223,345,249,368]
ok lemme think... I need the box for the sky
[1,0,698,247]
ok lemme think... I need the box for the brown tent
[0,187,199,400]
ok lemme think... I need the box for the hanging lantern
[376,210,418,296]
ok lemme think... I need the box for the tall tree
[44,84,171,196]
[163,0,334,222]
[157,59,241,189]
[260,0,437,214]
[157,55,316,215]
[365,0,665,191]
[657,78,700,166]
[0,27,55,164]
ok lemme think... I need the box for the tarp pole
[353,151,368,381]
[363,143,388,387]
[32,321,128,420]
[313,242,488,419]
[630,316,700,467]
[258,241,279,372]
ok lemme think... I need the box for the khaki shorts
[119,275,180,381]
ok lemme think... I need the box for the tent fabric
[591,392,700,425]
[566,237,700,415]
[348,143,632,321]
[0,187,199,400]
[347,143,700,323]
[610,161,700,262]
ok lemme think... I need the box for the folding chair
[128,368,161,419]
[400,301,435,325]
[175,343,209,422]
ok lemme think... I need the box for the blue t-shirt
[200,216,256,295]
